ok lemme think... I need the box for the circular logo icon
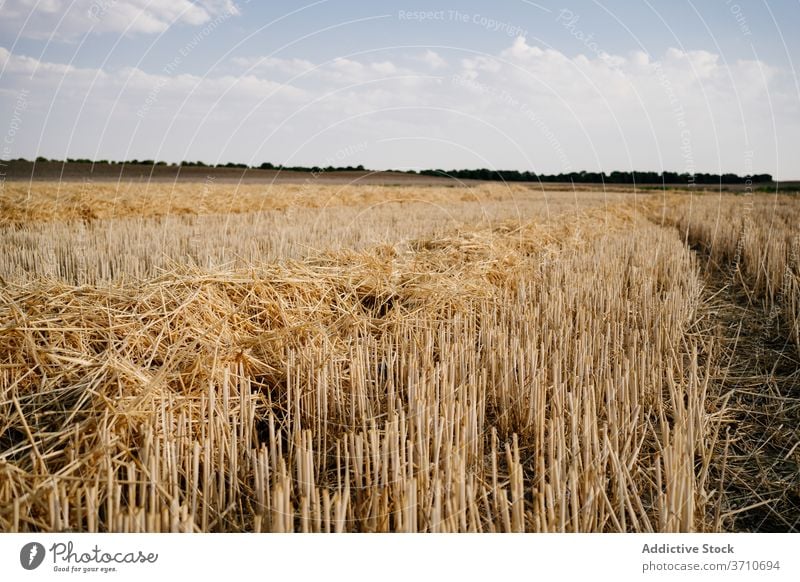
[20,542,46,570]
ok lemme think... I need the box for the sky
[0,0,798,178]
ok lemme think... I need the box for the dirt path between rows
[690,240,800,531]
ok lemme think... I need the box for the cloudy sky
[0,0,798,178]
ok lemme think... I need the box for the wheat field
[0,182,797,532]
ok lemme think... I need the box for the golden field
[0,182,797,532]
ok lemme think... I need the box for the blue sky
[1,0,798,178]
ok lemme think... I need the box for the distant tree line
[256,162,366,172]
[18,158,772,184]
[418,168,774,184]
[25,157,366,173]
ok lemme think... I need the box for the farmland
[0,179,798,532]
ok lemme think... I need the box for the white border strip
[1,533,797,581]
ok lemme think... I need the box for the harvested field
[0,184,628,284]
[0,183,798,532]
[0,181,628,225]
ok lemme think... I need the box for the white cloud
[330,57,364,78]
[371,61,398,76]
[231,56,317,77]
[230,54,425,86]
[420,50,447,70]
[0,0,239,40]
[502,36,544,60]
[630,51,650,67]
[461,55,502,73]
[663,48,720,79]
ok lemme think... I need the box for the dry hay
[0,202,728,532]
[0,189,627,286]
[0,181,625,225]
